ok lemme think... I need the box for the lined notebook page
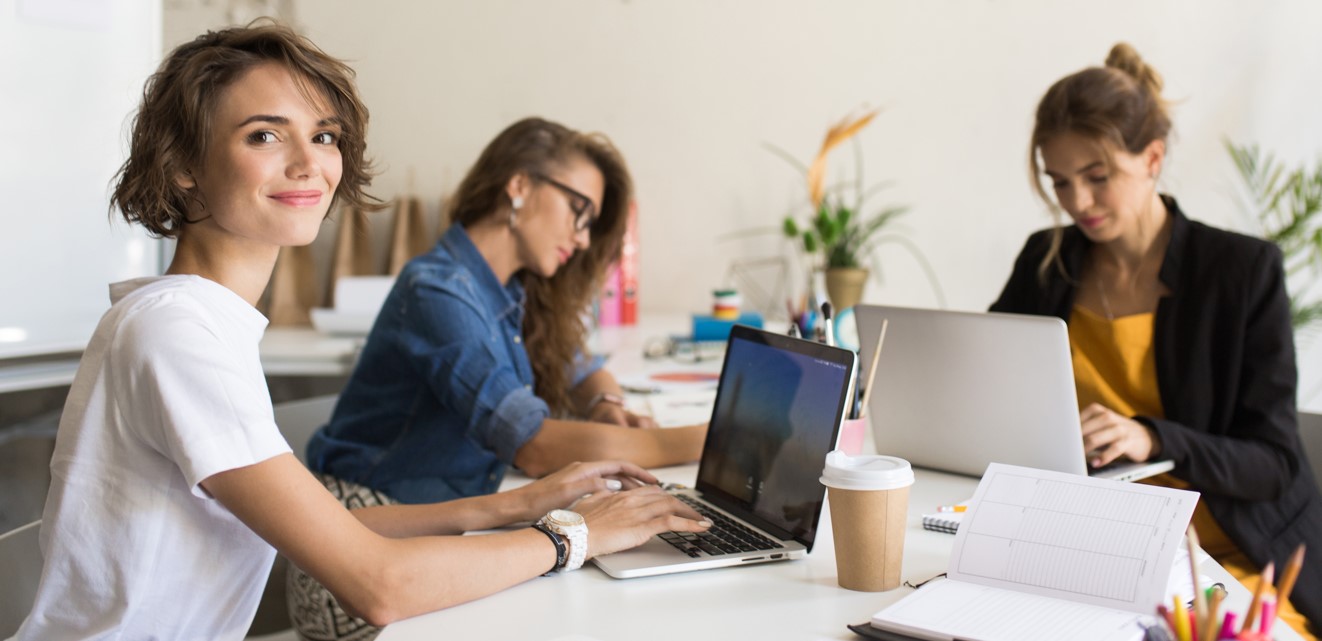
[874,579,1148,641]
[872,463,1197,641]
[949,463,1197,613]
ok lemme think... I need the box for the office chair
[0,520,41,638]
[1300,411,1322,491]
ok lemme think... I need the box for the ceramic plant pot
[825,267,869,311]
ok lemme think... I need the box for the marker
[1257,600,1275,637]
[821,301,835,346]
[1173,595,1191,641]
[936,505,967,513]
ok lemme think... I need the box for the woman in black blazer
[992,43,1321,636]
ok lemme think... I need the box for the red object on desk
[619,201,639,325]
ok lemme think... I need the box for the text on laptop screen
[696,333,851,540]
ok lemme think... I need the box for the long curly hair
[1028,42,1172,281]
[111,21,377,237]
[447,117,631,415]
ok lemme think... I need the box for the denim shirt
[306,223,602,503]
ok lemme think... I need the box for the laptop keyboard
[658,494,784,558]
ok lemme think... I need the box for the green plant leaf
[783,217,799,238]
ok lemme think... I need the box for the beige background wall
[162,0,1322,407]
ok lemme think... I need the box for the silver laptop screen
[696,327,853,545]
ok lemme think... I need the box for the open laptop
[593,324,857,579]
[853,304,1174,482]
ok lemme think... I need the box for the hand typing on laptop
[1080,402,1163,468]
[574,485,711,558]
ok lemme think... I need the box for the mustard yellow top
[1068,305,1163,418]
[1069,305,1317,638]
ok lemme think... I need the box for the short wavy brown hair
[447,117,632,415]
[111,21,376,237]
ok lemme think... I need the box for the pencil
[1200,585,1223,641]
[1275,543,1306,609]
[857,318,888,419]
[1240,561,1274,634]
[1186,525,1207,634]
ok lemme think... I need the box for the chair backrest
[0,520,42,638]
[273,395,339,465]
[1299,411,1322,490]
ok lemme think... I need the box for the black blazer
[991,196,1322,625]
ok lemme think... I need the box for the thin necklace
[1095,273,1115,321]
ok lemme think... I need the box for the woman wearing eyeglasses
[293,117,707,640]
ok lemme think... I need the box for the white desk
[373,315,1303,641]
[377,465,974,641]
[377,462,1303,641]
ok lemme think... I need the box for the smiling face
[509,155,603,278]
[1039,131,1164,244]
[176,62,343,251]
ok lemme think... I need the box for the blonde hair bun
[1105,42,1164,97]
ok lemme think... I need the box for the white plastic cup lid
[820,450,914,491]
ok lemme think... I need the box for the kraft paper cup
[820,450,914,592]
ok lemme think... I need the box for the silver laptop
[593,324,858,579]
[853,304,1174,482]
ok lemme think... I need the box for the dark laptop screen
[695,326,853,547]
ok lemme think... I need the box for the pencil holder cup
[838,417,868,456]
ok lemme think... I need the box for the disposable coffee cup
[820,450,914,591]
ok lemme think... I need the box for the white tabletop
[373,314,1303,641]
[377,465,977,641]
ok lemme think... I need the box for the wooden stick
[1275,543,1307,609]
[857,318,888,419]
[1240,561,1275,634]
[1187,525,1207,634]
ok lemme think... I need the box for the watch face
[548,509,585,527]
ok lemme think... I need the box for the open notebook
[870,463,1198,641]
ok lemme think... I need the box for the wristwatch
[537,509,588,572]
[585,392,625,417]
[531,522,567,576]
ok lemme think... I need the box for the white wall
[0,0,162,355]
[162,0,1322,406]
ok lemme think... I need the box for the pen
[936,505,967,513]
[821,302,834,346]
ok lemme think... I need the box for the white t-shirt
[13,275,291,641]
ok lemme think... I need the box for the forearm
[350,492,530,537]
[351,528,555,624]
[570,369,623,416]
[205,454,558,626]
[514,420,706,477]
[1142,416,1297,501]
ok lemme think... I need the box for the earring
[509,196,523,228]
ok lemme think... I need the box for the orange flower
[806,108,879,208]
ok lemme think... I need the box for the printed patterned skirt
[287,474,398,641]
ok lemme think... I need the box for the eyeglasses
[532,172,598,232]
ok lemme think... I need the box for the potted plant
[1226,141,1322,331]
[774,109,938,311]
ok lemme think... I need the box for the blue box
[691,312,764,342]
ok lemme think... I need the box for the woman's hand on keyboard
[506,460,657,522]
[575,486,712,559]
